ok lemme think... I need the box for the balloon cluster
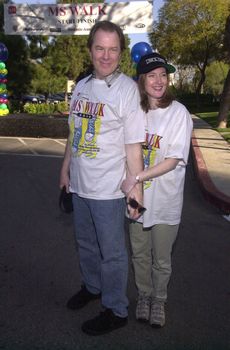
[131,42,153,64]
[0,43,9,117]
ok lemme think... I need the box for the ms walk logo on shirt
[70,98,105,159]
[143,132,162,189]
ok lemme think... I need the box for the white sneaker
[150,301,165,327]
[136,295,151,322]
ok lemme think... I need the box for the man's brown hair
[87,20,126,52]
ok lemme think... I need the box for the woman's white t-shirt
[140,100,193,227]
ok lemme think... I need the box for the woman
[121,52,193,328]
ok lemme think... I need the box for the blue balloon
[0,93,8,99]
[131,42,153,63]
[0,43,9,62]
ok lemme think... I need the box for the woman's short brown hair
[138,74,175,113]
[87,20,126,52]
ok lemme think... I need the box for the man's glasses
[128,198,146,214]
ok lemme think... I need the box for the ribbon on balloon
[0,43,9,117]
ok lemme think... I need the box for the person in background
[121,52,193,328]
[59,20,145,336]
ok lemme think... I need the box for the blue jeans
[72,194,128,317]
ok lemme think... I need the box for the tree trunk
[217,68,230,128]
[195,66,206,109]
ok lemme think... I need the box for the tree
[0,1,34,97]
[204,61,228,98]
[150,0,230,97]
[30,35,90,97]
[26,36,50,60]
[217,14,230,128]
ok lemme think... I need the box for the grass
[195,111,230,143]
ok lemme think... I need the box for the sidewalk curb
[191,132,230,214]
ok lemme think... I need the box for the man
[60,20,145,336]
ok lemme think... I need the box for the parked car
[47,93,64,104]
[37,95,46,103]
[21,94,46,104]
[47,93,72,104]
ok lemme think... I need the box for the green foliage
[119,36,135,77]
[31,61,67,95]
[0,34,35,96]
[30,35,91,94]
[23,101,68,115]
[217,16,230,127]
[26,36,50,60]
[150,0,230,94]
[49,35,90,80]
[176,93,217,113]
[151,0,229,63]
[204,61,229,97]
[54,101,68,113]
[223,15,230,61]
[23,103,37,114]
[8,99,23,113]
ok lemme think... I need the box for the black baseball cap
[137,52,176,76]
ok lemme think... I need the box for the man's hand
[59,169,70,193]
[126,184,144,220]
[121,175,137,196]
[59,135,71,192]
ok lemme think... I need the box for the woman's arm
[121,158,181,196]
[137,157,180,182]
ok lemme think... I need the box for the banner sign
[4,2,153,35]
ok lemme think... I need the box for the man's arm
[125,143,144,219]
[59,134,72,193]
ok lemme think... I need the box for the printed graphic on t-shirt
[70,98,105,158]
[143,132,162,189]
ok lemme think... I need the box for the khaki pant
[129,221,179,302]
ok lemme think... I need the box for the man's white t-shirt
[140,100,193,227]
[68,73,145,200]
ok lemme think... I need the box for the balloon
[0,43,9,62]
[131,42,153,63]
[0,108,9,116]
[0,69,8,75]
[0,62,6,69]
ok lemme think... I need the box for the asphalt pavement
[0,119,229,350]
